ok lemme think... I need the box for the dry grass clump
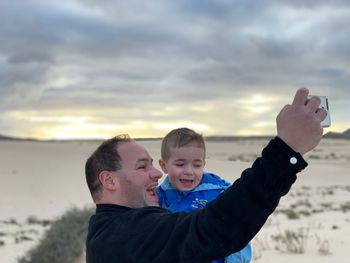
[26,216,52,227]
[18,207,94,263]
[272,228,309,254]
[340,201,350,212]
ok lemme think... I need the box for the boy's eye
[175,163,184,167]
[194,164,202,168]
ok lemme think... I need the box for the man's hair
[85,135,132,201]
[161,127,206,161]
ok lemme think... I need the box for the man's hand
[277,88,327,155]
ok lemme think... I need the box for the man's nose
[150,167,163,179]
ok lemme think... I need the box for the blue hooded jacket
[156,172,252,263]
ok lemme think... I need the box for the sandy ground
[0,138,349,262]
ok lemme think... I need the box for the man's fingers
[306,96,321,112]
[316,108,328,123]
[292,87,309,107]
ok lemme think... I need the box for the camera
[307,95,331,127]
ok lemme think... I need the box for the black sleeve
[186,136,307,259]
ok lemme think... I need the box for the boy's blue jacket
[156,172,252,263]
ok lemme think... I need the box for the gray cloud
[0,0,349,137]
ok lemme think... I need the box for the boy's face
[159,143,205,192]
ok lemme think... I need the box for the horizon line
[0,130,349,142]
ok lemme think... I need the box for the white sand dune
[0,138,349,262]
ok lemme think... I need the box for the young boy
[156,127,252,263]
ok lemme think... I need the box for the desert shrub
[312,208,324,214]
[18,206,94,263]
[15,235,33,243]
[315,234,332,255]
[252,236,270,260]
[340,201,350,212]
[27,216,52,227]
[277,208,300,219]
[272,228,309,254]
[285,209,299,219]
[290,199,312,209]
[298,210,311,217]
[319,202,333,210]
[318,240,331,255]
[307,155,321,160]
[1,218,20,226]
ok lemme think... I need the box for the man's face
[160,143,205,192]
[116,141,163,208]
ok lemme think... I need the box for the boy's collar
[159,173,229,192]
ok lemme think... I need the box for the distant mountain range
[0,134,16,140]
[324,128,350,139]
[0,134,38,141]
[1,129,349,141]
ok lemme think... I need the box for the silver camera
[307,95,331,127]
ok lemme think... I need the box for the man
[85,88,326,263]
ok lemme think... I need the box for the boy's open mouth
[179,179,194,187]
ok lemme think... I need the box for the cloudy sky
[1,0,349,139]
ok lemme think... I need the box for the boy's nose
[184,165,194,175]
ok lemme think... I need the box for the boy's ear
[158,159,168,173]
[98,171,118,191]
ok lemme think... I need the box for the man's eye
[138,166,146,170]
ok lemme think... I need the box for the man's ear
[98,171,118,191]
[158,159,168,174]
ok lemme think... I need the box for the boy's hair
[161,127,206,161]
[85,135,132,201]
